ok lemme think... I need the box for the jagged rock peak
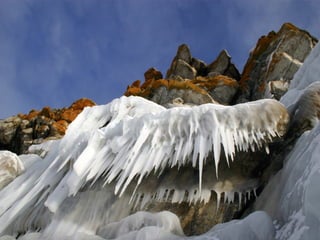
[238,22,318,102]
[176,43,192,63]
[207,49,240,80]
[166,44,195,80]
[126,44,241,106]
[0,98,96,154]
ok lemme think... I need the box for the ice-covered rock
[253,41,320,240]
[0,151,24,189]
[0,95,288,237]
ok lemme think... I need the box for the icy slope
[256,123,320,239]
[253,43,320,239]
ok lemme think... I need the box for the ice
[97,211,184,239]
[0,151,24,189]
[0,95,286,237]
[253,42,320,239]
[2,42,320,239]
[281,42,320,108]
[255,123,320,239]
[59,96,287,200]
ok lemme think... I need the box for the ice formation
[1,42,319,240]
[253,42,320,239]
[0,151,24,189]
[255,122,320,239]
[0,94,288,237]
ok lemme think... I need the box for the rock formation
[0,22,319,239]
[125,23,317,108]
[125,44,240,106]
[0,98,95,154]
[238,23,318,102]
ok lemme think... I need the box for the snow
[254,42,320,239]
[54,96,287,201]
[0,95,288,238]
[0,151,24,189]
[280,42,320,108]
[0,40,319,240]
[255,123,320,239]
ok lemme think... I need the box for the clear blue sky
[0,0,319,118]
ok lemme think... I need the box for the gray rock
[0,117,22,145]
[191,57,207,76]
[167,59,197,80]
[209,84,238,104]
[207,50,240,80]
[237,23,318,102]
[151,86,215,107]
[176,44,192,64]
[166,44,197,79]
[207,50,230,75]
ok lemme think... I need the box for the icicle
[238,192,242,209]
[216,191,221,212]
[0,96,290,235]
[265,145,270,154]
[253,188,258,198]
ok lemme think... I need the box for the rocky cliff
[0,23,319,238]
[125,23,317,106]
[0,98,95,155]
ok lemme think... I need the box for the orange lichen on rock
[61,98,96,122]
[60,109,80,122]
[18,109,40,121]
[18,98,96,135]
[69,98,96,111]
[52,120,69,135]
[124,78,210,98]
[144,67,163,80]
[168,80,208,94]
[239,30,277,90]
[194,75,239,90]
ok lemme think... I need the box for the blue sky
[0,0,319,118]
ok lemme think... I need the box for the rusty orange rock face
[18,98,96,136]
[52,120,69,135]
[144,67,163,81]
[69,98,96,111]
